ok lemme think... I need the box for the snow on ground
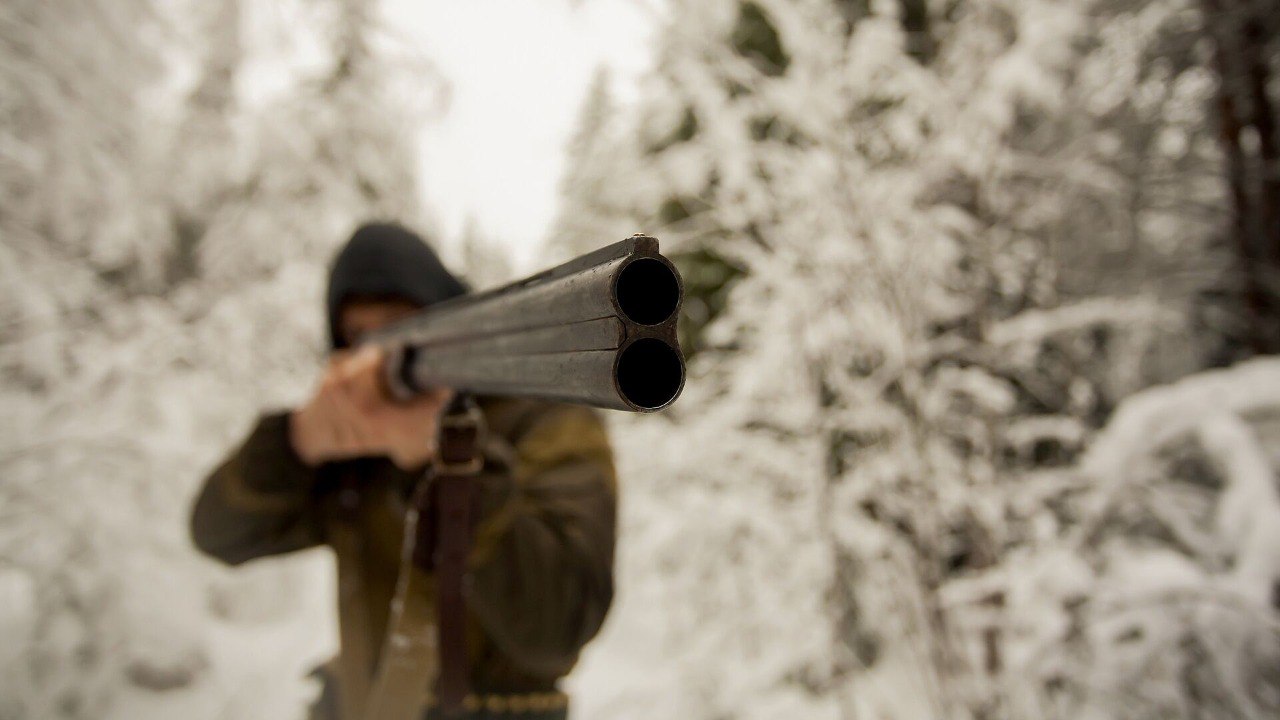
[107,553,336,720]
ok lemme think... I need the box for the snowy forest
[2,0,1279,719]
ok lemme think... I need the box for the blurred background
[2,0,1279,719]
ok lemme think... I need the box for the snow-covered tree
[550,68,637,259]
[0,0,443,716]
[454,216,515,290]
[562,2,1277,719]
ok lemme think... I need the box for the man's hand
[289,346,455,470]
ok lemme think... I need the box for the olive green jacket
[190,397,617,700]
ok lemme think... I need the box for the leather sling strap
[431,398,484,714]
[363,396,483,720]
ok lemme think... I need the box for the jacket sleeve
[190,411,326,566]
[465,402,618,678]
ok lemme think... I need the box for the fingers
[309,348,386,458]
[312,388,360,458]
[334,346,386,411]
[330,387,377,454]
[304,346,458,467]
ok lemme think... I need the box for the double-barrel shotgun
[367,234,685,412]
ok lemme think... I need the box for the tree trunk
[1202,0,1280,358]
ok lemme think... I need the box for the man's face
[339,298,421,347]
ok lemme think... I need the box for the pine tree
[549,67,636,258]
[0,0,165,387]
[1198,0,1280,360]
[457,216,514,290]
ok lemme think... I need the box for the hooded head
[326,222,468,349]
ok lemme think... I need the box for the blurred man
[190,223,617,720]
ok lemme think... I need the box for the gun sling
[357,397,483,720]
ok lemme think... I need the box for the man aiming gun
[191,223,625,720]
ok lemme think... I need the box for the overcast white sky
[379,0,656,272]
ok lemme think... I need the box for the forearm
[468,484,615,675]
[190,412,325,565]
[463,405,618,676]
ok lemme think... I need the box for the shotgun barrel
[367,235,685,412]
